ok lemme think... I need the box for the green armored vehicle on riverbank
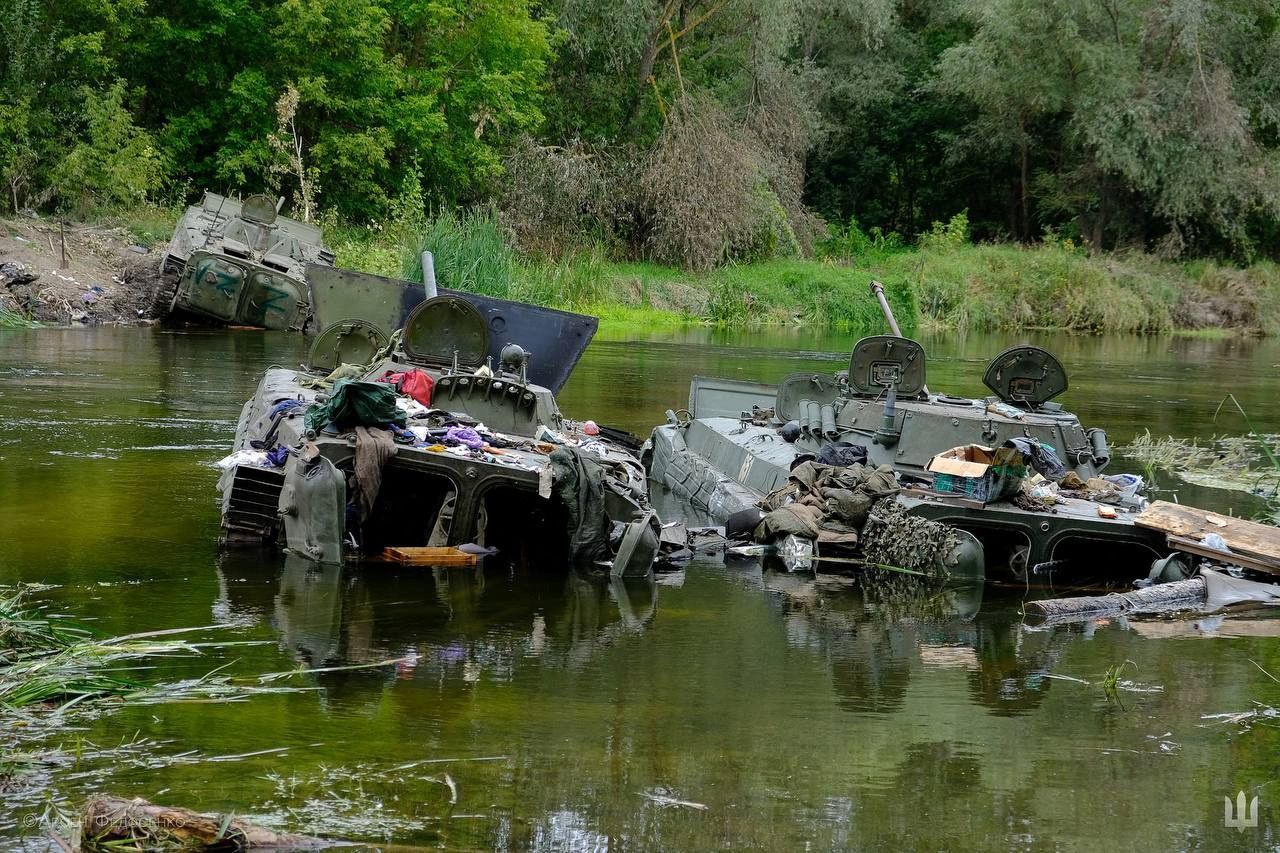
[159,191,335,330]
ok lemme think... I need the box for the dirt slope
[0,215,168,325]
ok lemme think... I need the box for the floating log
[80,796,339,850]
[1025,577,1207,624]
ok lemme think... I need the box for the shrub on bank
[92,203,1280,334]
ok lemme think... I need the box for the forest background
[4,0,1280,332]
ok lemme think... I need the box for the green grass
[99,203,183,248]
[0,307,40,329]
[594,258,918,330]
[856,242,1280,335]
[103,203,1280,334]
[323,213,915,332]
[0,586,309,712]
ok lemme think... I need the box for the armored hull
[218,288,659,576]
[645,333,1174,582]
[160,191,335,330]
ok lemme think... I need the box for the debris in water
[78,795,340,851]
[637,789,708,810]
[1202,704,1280,731]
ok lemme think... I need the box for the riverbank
[4,207,1278,334]
[0,212,168,326]
[332,213,1280,335]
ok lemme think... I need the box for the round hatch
[982,345,1068,406]
[308,319,388,372]
[402,295,488,369]
[240,194,278,225]
[848,335,927,397]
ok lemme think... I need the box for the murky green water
[3,326,1280,851]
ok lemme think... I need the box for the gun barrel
[869,280,929,397]
[869,280,904,337]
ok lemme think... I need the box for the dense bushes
[316,206,1280,333]
[7,0,1280,272]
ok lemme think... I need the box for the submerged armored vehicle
[218,269,659,576]
[647,282,1280,583]
[160,191,335,330]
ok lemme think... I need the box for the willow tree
[934,0,1280,254]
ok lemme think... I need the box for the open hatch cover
[307,319,388,373]
[848,335,927,397]
[983,345,1068,406]
[402,296,488,370]
[305,265,597,392]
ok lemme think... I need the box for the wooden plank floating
[378,546,478,567]
[1135,500,1280,574]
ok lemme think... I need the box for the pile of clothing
[1003,436,1147,511]
[754,460,900,547]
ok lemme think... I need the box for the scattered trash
[1202,703,1280,732]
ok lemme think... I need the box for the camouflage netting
[860,498,961,579]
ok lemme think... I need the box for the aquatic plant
[1101,659,1137,698]
[1123,395,1280,522]
[0,306,40,329]
[0,586,309,712]
[1123,431,1280,499]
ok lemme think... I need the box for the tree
[933,0,1280,254]
[49,82,167,214]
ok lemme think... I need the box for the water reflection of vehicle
[214,553,658,692]
[762,572,1074,716]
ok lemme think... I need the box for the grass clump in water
[0,586,311,713]
[1124,395,1280,505]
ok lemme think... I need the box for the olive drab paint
[160,191,335,331]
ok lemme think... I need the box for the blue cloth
[269,398,305,418]
[1004,437,1068,481]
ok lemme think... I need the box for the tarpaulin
[304,379,407,434]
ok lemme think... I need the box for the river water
[2,326,1280,851]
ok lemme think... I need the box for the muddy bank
[0,216,167,326]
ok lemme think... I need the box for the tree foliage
[3,0,1280,262]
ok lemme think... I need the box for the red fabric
[378,369,434,406]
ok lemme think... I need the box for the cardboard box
[927,444,1025,503]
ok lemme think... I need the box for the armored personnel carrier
[159,191,335,330]
[218,270,659,576]
[646,283,1280,583]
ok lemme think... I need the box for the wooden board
[378,546,478,567]
[1166,535,1280,576]
[1136,500,1280,573]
